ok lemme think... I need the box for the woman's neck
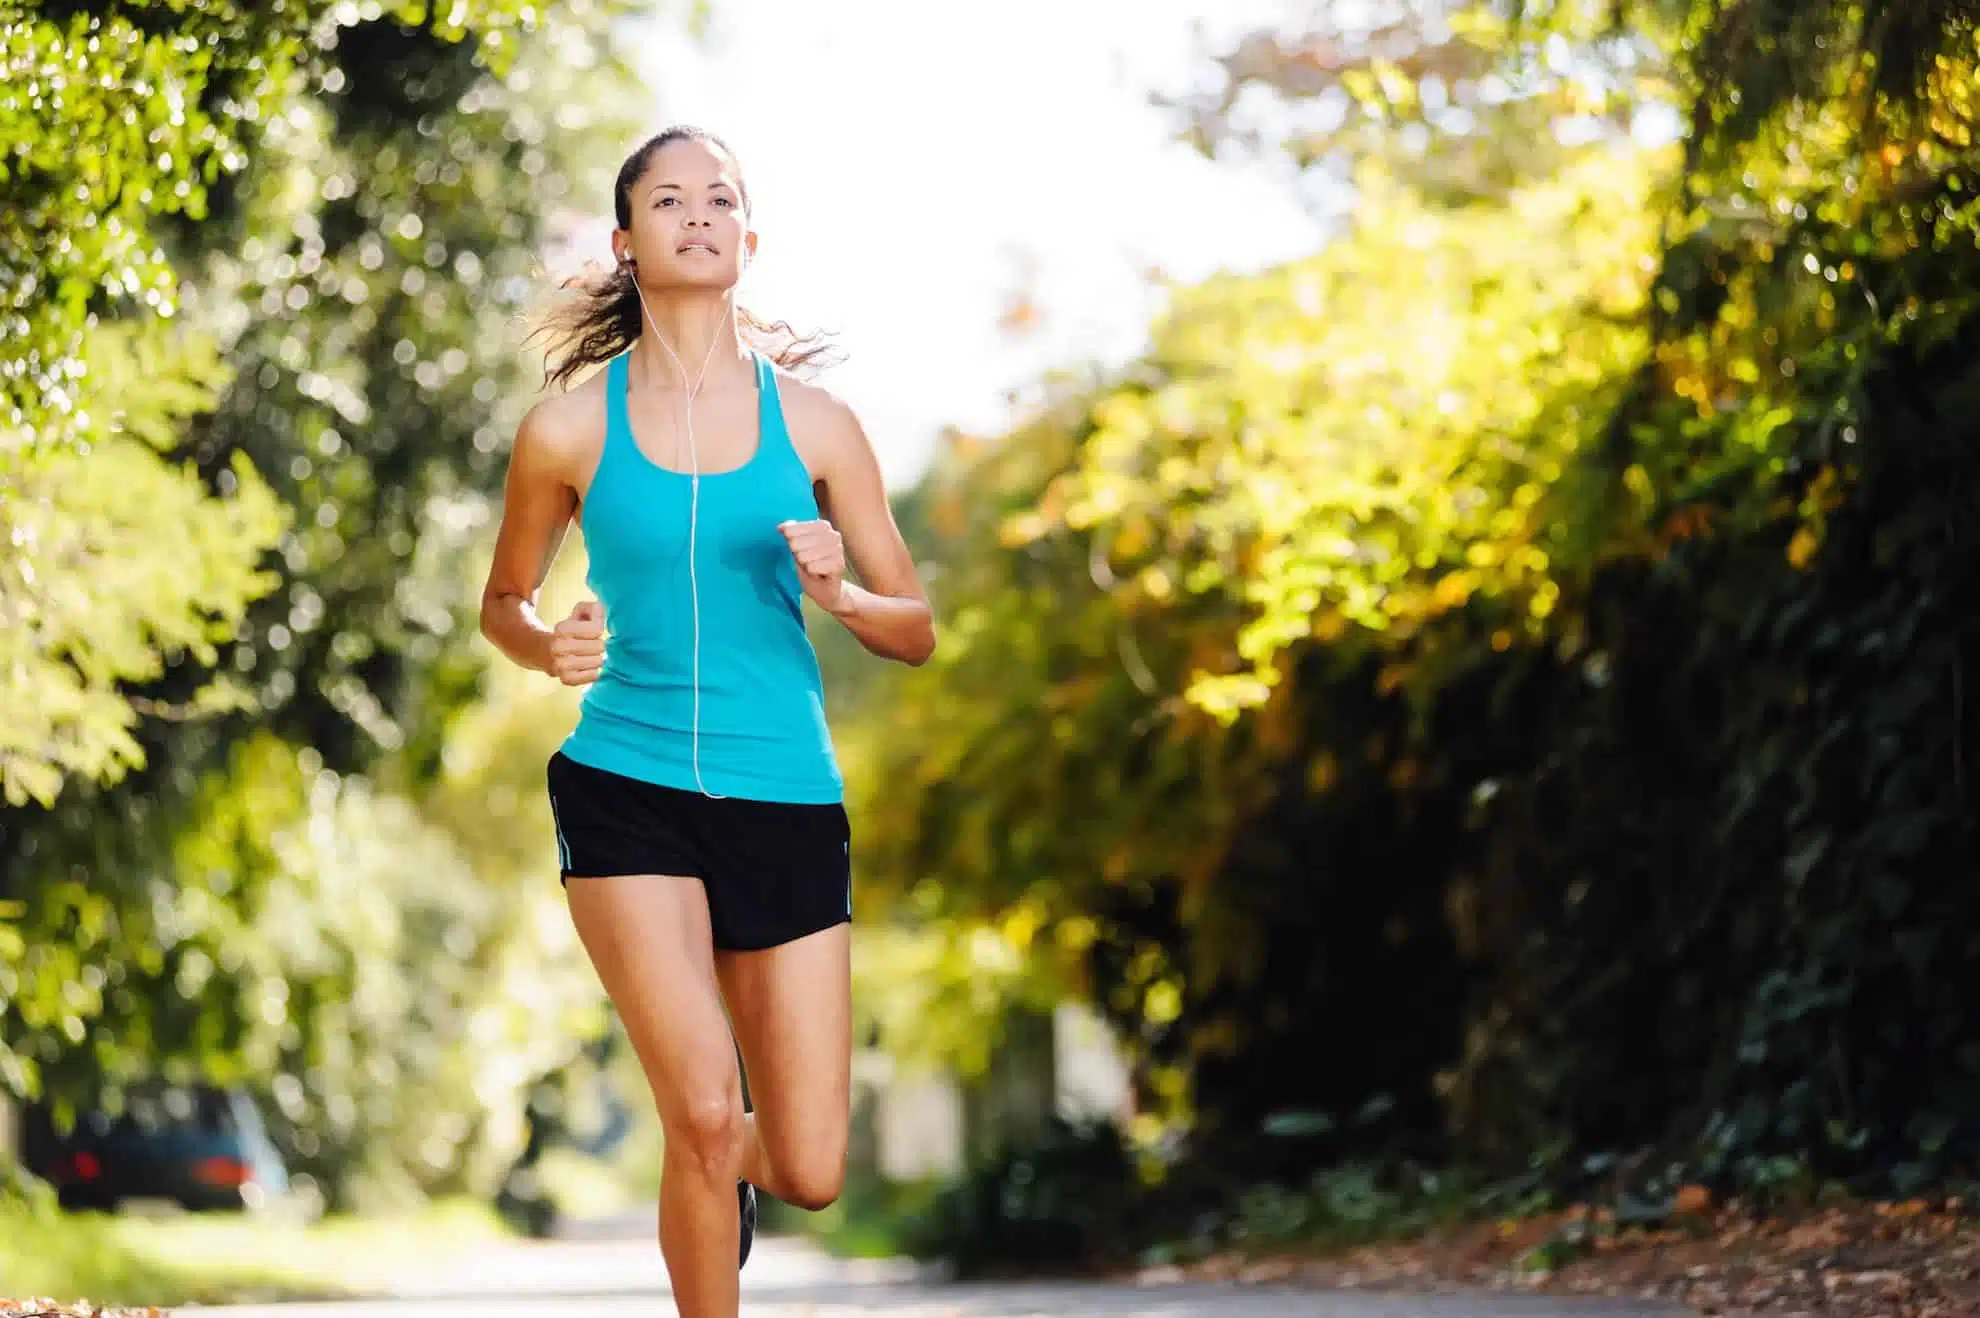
[630,289,749,394]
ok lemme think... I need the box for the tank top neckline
[606,348,784,481]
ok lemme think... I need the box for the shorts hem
[717,911,852,954]
[559,866,709,883]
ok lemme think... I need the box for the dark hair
[531,125,838,390]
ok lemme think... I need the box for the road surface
[186,1215,1694,1318]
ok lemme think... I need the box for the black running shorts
[545,751,852,952]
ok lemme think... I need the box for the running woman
[478,125,934,1318]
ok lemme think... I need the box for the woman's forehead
[642,138,742,187]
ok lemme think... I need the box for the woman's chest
[585,469,817,574]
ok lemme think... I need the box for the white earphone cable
[633,278,729,800]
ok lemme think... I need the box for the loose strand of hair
[737,306,842,376]
[527,263,642,392]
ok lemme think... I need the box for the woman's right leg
[567,873,743,1318]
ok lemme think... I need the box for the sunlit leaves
[852,915,1072,1082]
[841,0,1980,1185]
[0,0,558,452]
[0,326,285,808]
[0,6,272,446]
[1031,148,1663,720]
[0,0,643,1204]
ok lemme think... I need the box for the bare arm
[478,402,602,681]
[808,397,935,666]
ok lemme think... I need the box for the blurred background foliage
[5,0,1980,1286]
[833,0,1980,1267]
[2,0,645,1212]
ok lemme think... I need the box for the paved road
[185,1216,1694,1318]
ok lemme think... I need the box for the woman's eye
[714,197,733,207]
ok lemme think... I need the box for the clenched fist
[550,599,605,686]
[778,518,849,614]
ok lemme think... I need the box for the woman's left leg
[715,921,852,1212]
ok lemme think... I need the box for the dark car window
[110,1085,239,1137]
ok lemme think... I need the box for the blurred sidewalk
[182,1208,1690,1317]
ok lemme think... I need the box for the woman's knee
[773,1142,846,1211]
[666,1090,746,1181]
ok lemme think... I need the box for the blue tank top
[559,350,843,804]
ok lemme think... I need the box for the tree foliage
[2,0,545,445]
[0,359,285,807]
[843,0,1980,1212]
[0,0,565,804]
[852,140,1664,1142]
[2,0,646,1204]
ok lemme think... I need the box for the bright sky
[604,0,1328,485]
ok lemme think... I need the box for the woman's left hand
[778,519,850,615]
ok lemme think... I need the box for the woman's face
[616,137,755,292]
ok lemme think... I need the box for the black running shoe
[738,1179,758,1269]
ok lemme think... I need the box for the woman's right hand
[550,600,606,686]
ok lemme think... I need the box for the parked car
[21,1082,292,1214]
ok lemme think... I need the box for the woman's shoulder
[528,366,611,436]
[772,367,859,435]
[514,368,610,474]
[770,367,879,483]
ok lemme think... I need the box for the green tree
[2,0,551,451]
[1,0,651,1203]
[847,144,1661,1134]
[0,338,285,808]
[0,0,563,807]
[843,0,1980,1229]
